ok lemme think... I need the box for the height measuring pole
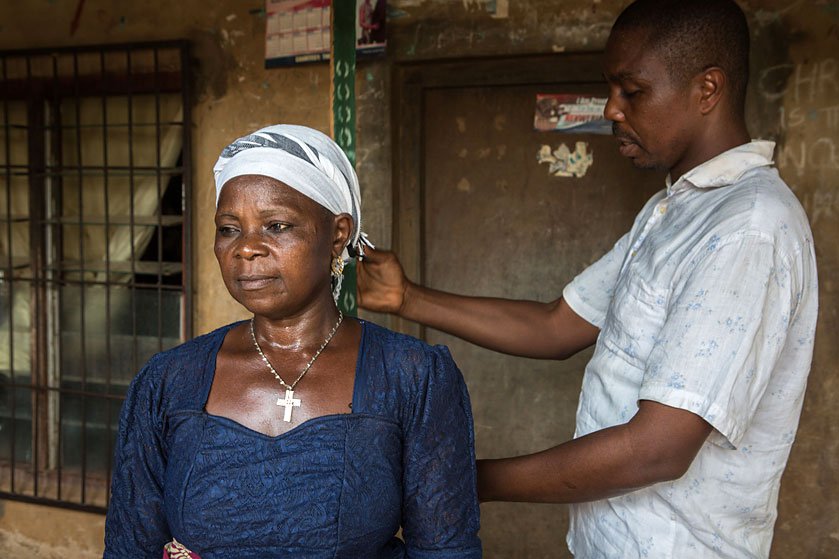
[330,1,358,316]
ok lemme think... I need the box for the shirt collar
[665,140,775,196]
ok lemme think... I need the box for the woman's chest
[207,338,359,437]
[162,413,403,556]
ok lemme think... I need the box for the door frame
[391,52,606,337]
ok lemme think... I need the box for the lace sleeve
[401,346,482,558]
[104,357,171,558]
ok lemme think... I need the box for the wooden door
[394,54,663,558]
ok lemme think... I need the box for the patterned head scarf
[213,124,372,263]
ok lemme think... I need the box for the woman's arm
[400,346,482,558]
[104,359,171,558]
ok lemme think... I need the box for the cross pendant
[277,389,301,422]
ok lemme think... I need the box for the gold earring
[331,256,344,276]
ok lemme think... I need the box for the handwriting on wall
[756,56,839,225]
[759,58,838,104]
[759,57,839,133]
[797,189,839,225]
[777,137,839,175]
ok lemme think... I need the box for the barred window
[0,41,192,513]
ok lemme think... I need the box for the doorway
[392,53,662,557]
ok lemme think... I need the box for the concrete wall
[0,1,835,557]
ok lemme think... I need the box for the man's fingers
[361,247,388,263]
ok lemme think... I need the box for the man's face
[603,28,700,178]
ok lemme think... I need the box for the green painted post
[331,0,358,316]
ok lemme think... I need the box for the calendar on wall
[265,0,385,68]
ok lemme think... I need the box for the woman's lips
[237,275,277,290]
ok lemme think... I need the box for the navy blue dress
[104,320,481,558]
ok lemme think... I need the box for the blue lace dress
[104,320,481,558]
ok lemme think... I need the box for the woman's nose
[236,230,268,259]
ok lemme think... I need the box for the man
[358,0,818,557]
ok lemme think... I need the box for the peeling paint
[493,114,506,131]
[387,6,411,19]
[537,142,594,178]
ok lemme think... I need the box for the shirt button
[659,206,667,214]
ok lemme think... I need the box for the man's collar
[665,140,775,196]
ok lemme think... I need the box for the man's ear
[697,67,726,115]
[332,213,354,258]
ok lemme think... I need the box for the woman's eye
[623,89,640,99]
[267,222,291,233]
[217,225,238,235]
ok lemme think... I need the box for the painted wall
[0,1,835,557]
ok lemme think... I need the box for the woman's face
[214,174,350,320]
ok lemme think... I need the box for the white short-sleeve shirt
[563,141,818,559]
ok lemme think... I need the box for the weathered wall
[0,1,835,557]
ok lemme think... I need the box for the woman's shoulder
[359,319,455,366]
[355,320,474,437]
[128,321,242,404]
[356,320,463,405]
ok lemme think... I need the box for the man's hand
[357,248,410,314]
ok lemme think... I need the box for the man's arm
[477,400,713,503]
[357,248,599,360]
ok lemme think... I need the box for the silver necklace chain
[249,311,343,391]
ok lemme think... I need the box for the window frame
[0,40,192,514]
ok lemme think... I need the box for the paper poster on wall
[537,142,594,178]
[264,0,386,68]
[534,94,611,134]
[356,0,386,58]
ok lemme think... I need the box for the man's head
[603,0,751,178]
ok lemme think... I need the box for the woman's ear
[331,213,354,258]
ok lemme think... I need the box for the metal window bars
[0,41,192,513]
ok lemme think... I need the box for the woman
[103,125,481,558]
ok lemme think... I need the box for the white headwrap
[213,123,373,254]
[213,124,373,302]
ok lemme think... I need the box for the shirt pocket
[601,269,670,371]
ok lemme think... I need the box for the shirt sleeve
[563,232,630,329]
[104,358,171,558]
[401,346,482,559]
[638,233,797,448]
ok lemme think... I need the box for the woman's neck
[250,299,342,353]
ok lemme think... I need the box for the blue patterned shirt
[104,320,481,558]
